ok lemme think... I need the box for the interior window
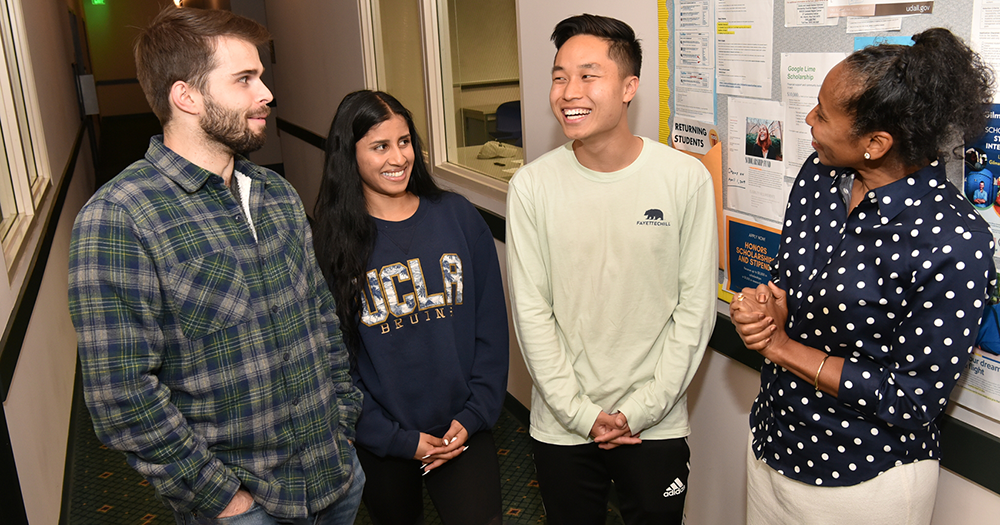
[435,0,521,184]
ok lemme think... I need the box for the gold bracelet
[813,355,830,390]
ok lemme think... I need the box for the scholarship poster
[781,53,845,178]
[961,104,1000,271]
[951,349,1000,425]
[727,97,788,222]
[953,105,1000,425]
[724,213,781,293]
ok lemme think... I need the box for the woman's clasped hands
[416,419,469,475]
[730,281,790,358]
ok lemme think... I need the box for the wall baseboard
[504,393,530,428]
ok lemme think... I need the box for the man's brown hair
[135,7,269,125]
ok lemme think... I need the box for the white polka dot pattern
[750,153,995,487]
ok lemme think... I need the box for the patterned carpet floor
[64,388,624,524]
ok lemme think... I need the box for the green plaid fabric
[69,136,362,519]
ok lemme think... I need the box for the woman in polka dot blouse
[731,28,996,525]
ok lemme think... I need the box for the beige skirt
[746,432,939,525]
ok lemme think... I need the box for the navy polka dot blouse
[750,153,996,486]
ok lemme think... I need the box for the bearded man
[68,7,364,524]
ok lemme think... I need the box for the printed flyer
[952,348,1000,424]
[724,212,781,293]
[961,104,1000,271]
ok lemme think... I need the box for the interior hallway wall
[3,0,99,522]
[230,0,283,167]
[79,0,160,116]
[263,0,366,216]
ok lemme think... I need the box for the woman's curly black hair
[843,28,994,167]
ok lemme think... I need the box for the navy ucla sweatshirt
[352,192,509,459]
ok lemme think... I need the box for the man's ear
[622,75,639,104]
[169,80,201,117]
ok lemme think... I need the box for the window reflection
[438,0,522,183]
[0,120,18,239]
[0,5,37,191]
[371,0,429,147]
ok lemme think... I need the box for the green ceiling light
[91,0,106,5]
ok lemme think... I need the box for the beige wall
[263,0,366,215]
[4,0,98,523]
[80,0,162,116]
[230,0,283,167]
[515,1,660,164]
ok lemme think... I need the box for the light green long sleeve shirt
[506,138,718,445]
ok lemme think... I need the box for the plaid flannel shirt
[68,136,362,519]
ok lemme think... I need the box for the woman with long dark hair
[731,28,995,524]
[313,90,507,525]
[747,125,780,160]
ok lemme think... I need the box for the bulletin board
[663,0,1000,496]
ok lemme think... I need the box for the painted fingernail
[463,446,469,451]
[421,454,431,459]
[422,469,431,476]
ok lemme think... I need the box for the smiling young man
[68,8,364,525]
[506,14,718,524]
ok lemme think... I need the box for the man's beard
[201,95,269,155]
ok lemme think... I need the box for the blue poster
[964,104,1000,211]
[727,219,781,293]
[853,35,913,51]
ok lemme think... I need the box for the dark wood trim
[94,77,139,86]
[476,207,505,243]
[939,414,1000,494]
[261,163,285,177]
[503,393,529,428]
[709,313,765,371]
[276,117,325,150]
[455,79,520,89]
[0,400,28,524]
[57,360,83,525]
[0,124,86,401]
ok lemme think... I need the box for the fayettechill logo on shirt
[637,208,670,227]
